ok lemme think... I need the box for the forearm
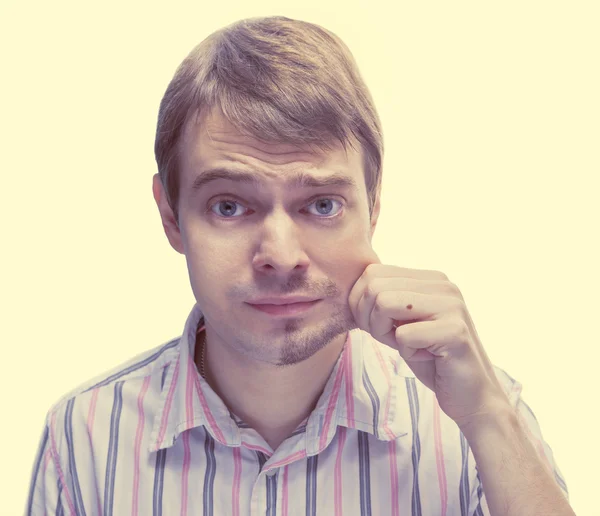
[460,405,574,516]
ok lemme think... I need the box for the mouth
[246,299,322,316]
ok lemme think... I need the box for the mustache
[247,284,340,299]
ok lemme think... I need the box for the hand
[348,250,512,429]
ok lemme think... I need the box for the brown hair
[154,15,384,224]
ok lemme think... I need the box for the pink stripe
[334,426,347,516]
[371,343,397,439]
[49,411,77,516]
[433,398,448,516]
[86,388,102,515]
[281,465,289,516]
[156,359,180,447]
[132,376,152,516]
[268,450,307,469]
[240,441,272,455]
[180,354,197,516]
[232,447,242,516]
[180,432,191,516]
[344,339,355,425]
[86,388,99,437]
[389,355,398,374]
[319,345,347,450]
[388,440,399,516]
[43,448,52,476]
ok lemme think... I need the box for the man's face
[154,107,381,367]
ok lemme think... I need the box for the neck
[195,326,348,449]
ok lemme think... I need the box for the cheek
[323,246,376,289]
[334,241,379,289]
[183,241,223,289]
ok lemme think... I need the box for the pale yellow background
[1,1,598,514]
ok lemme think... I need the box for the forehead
[179,108,364,190]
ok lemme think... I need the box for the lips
[248,297,320,305]
[248,299,321,316]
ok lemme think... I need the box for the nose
[251,210,310,275]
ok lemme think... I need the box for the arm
[460,404,575,516]
[25,420,71,515]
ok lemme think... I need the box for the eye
[209,199,245,218]
[208,197,344,219]
[305,198,343,217]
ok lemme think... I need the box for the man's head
[153,16,385,367]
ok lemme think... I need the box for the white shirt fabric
[26,303,569,515]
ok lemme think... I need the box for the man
[26,15,573,515]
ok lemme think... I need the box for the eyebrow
[191,167,359,193]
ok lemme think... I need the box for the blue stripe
[458,432,470,514]
[65,398,87,515]
[161,363,169,391]
[357,430,372,516]
[266,470,278,516]
[474,467,484,515]
[474,500,484,516]
[104,381,124,516]
[55,475,64,516]
[306,454,318,516]
[26,424,49,515]
[152,448,166,516]
[83,339,179,393]
[255,443,277,516]
[362,368,380,439]
[203,432,216,516]
[555,470,568,492]
[256,450,268,471]
[405,378,423,516]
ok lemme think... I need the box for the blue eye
[210,199,244,218]
[208,197,343,220]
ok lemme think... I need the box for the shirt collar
[149,303,411,453]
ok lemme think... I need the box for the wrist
[457,402,518,443]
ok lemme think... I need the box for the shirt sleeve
[25,416,74,515]
[467,367,570,515]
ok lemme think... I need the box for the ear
[369,189,381,242]
[152,173,185,254]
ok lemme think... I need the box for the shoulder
[45,336,182,421]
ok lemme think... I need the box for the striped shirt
[26,303,569,515]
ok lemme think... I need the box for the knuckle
[450,296,465,313]
[446,281,462,298]
[366,263,378,276]
[452,318,469,341]
[364,283,377,299]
